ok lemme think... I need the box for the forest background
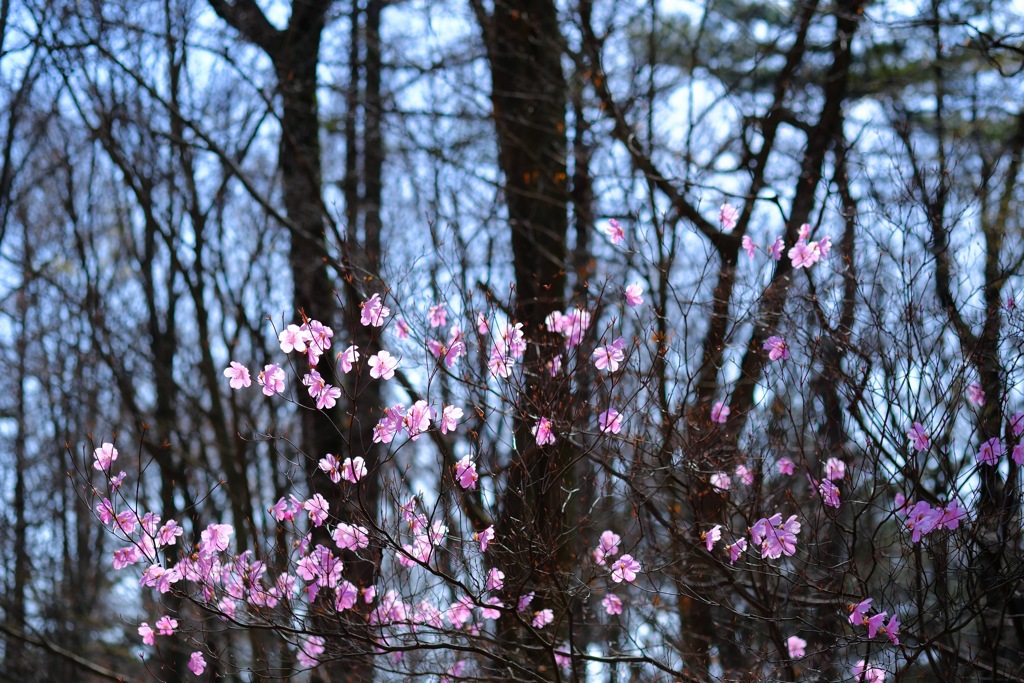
[1,0,1024,681]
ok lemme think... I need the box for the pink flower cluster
[897,495,965,542]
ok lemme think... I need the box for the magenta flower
[866,611,888,638]
[533,417,556,445]
[599,408,623,434]
[337,345,360,373]
[710,472,730,491]
[1012,411,1024,437]
[977,437,1004,466]
[788,240,821,269]
[341,456,367,483]
[139,622,155,646]
[486,567,505,591]
[851,660,886,683]
[848,597,873,625]
[476,525,495,552]
[303,494,330,527]
[610,554,641,583]
[769,236,784,260]
[711,401,730,424]
[188,652,206,675]
[776,457,795,475]
[592,338,626,372]
[455,455,478,490]
[884,613,900,645]
[517,591,534,612]
[368,350,398,380]
[726,538,747,565]
[155,615,178,636]
[428,303,447,328]
[332,522,369,551]
[735,465,754,485]
[440,405,463,434]
[742,235,756,258]
[278,324,310,353]
[967,381,985,406]
[719,203,739,231]
[258,363,286,396]
[824,457,845,481]
[763,335,789,361]
[532,608,554,628]
[624,283,644,307]
[223,361,251,389]
[92,442,119,471]
[703,524,722,552]
[602,593,623,615]
[819,478,841,508]
[907,422,930,451]
[360,293,390,327]
[787,635,806,659]
[602,218,625,245]
[750,513,800,559]
[593,530,621,565]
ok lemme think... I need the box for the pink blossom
[315,384,341,410]
[625,283,644,307]
[763,336,789,361]
[480,597,503,620]
[96,498,115,525]
[403,400,431,440]
[819,478,841,508]
[602,218,625,245]
[533,417,556,445]
[258,363,286,396]
[476,525,495,552]
[610,554,640,583]
[278,324,310,353]
[337,345,359,373]
[726,538,747,565]
[113,546,141,570]
[1012,411,1024,437]
[199,523,233,556]
[602,594,623,615]
[139,622,155,646]
[818,235,832,258]
[303,494,330,527]
[360,293,390,327]
[594,530,621,566]
[906,501,942,542]
[598,408,623,434]
[517,591,534,612]
[269,497,298,522]
[977,437,1004,466]
[428,304,447,328]
[798,223,812,241]
[776,457,795,475]
[319,453,342,483]
[1013,444,1024,466]
[788,240,821,269]
[157,520,183,547]
[824,457,845,481]
[719,203,739,231]
[711,401,730,423]
[440,405,463,434]
[188,652,206,675]
[848,598,873,625]
[884,613,900,645]
[967,381,985,406]
[297,635,325,668]
[486,567,505,591]
[341,456,367,483]
[851,660,887,682]
[332,523,369,551]
[394,318,410,339]
[939,500,965,530]
[735,465,754,485]
[592,337,627,372]
[769,236,784,260]
[155,615,177,636]
[710,472,730,491]
[335,580,359,611]
[742,235,756,258]
[93,442,119,471]
[532,609,554,628]
[787,635,806,659]
[703,524,722,552]
[867,611,888,638]
[750,513,800,559]
[907,422,930,451]
[368,350,398,380]
[455,455,478,490]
